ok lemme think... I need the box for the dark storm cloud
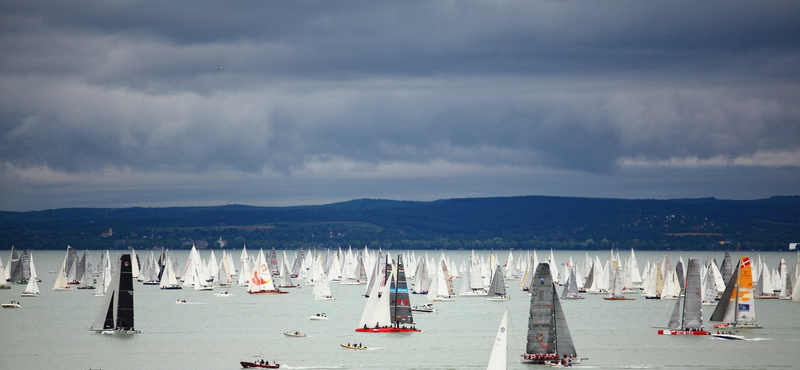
[1,1,799,210]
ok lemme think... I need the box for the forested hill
[1,196,799,251]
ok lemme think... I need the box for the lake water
[1,249,798,370]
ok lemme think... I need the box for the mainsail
[390,254,414,325]
[524,263,577,362]
[487,265,508,300]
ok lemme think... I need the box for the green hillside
[1,195,798,251]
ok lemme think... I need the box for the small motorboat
[411,303,438,313]
[712,332,745,340]
[309,313,328,320]
[240,360,279,368]
[284,331,307,337]
[2,301,21,309]
[214,291,232,297]
[341,343,367,350]
[176,299,188,304]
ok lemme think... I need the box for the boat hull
[712,323,762,329]
[657,329,710,335]
[96,328,141,334]
[355,327,420,333]
[711,333,745,340]
[240,361,280,368]
[520,356,582,365]
[247,290,288,294]
[340,344,367,350]
[603,297,635,300]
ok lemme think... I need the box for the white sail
[22,256,40,297]
[0,256,6,288]
[29,252,38,281]
[358,269,383,328]
[130,248,140,279]
[630,249,642,285]
[313,270,334,300]
[702,263,717,304]
[486,308,508,370]
[53,254,70,290]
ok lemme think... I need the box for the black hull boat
[241,361,279,368]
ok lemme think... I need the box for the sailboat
[427,258,455,302]
[159,251,182,290]
[657,258,710,335]
[710,256,762,329]
[0,256,9,289]
[90,254,141,334]
[561,266,584,299]
[701,263,718,305]
[247,249,288,294]
[355,254,420,332]
[21,252,40,297]
[520,263,581,365]
[95,251,112,296]
[486,308,508,370]
[278,263,299,288]
[604,263,634,300]
[487,265,510,301]
[53,253,71,291]
[313,270,335,301]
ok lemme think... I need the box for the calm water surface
[1,250,798,370]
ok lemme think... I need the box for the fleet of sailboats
[8,245,799,366]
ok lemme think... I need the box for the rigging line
[505,306,524,357]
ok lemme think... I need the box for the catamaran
[90,254,141,334]
[520,263,581,366]
[356,254,420,332]
[657,258,710,336]
[710,256,762,329]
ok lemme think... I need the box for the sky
[1,1,799,212]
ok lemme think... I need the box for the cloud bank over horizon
[1,2,799,211]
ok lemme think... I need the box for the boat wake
[576,366,661,369]
[281,365,347,369]
[745,337,773,341]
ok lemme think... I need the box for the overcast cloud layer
[1,1,799,211]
